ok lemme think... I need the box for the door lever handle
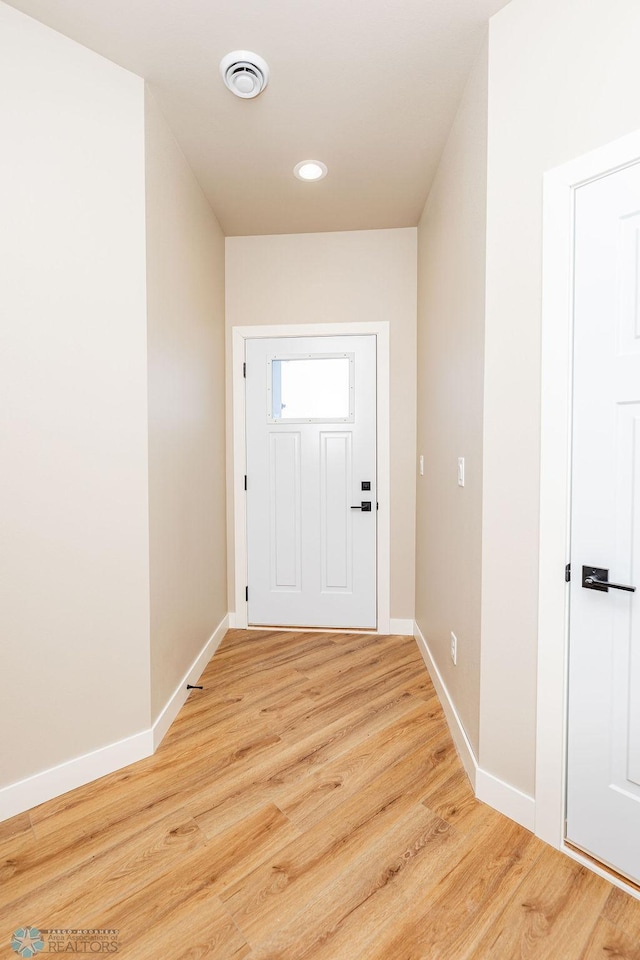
[351,501,372,512]
[582,566,636,593]
[584,577,636,593]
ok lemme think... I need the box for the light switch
[419,454,424,476]
[457,457,465,487]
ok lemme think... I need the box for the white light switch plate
[457,457,465,487]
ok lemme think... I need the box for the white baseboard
[0,614,230,823]
[413,621,478,788]
[412,620,536,832]
[151,614,229,753]
[0,728,153,824]
[152,614,229,749]
[476,768,536,832]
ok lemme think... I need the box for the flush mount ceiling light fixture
[293,160,328,182]
[220,50,269,99]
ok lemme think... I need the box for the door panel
[619,211,640,351]
[246,335,376,629]
[269,432,301,591]
[567,161,640,883]
[320,432,352,592]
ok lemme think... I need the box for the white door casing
[538,128,640,898]
[231,322,391,634]
[566,162,640,883]
[245,335,377,628]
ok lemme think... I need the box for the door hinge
[243,361,246,378]
[244,475,247,491]
[245,585,249,602]
[565,563,571,583]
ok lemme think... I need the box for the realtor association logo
[10,927,119,954]
[10,928,44,958]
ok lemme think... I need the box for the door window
[268,354,354,422]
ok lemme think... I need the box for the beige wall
[225,228,417,621]
[145,91,227,721]
[0,3,150,787]
[415,41,488,757]
[481,0,640,796]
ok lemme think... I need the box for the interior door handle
[582,566,636,593]
[351,502,372,512]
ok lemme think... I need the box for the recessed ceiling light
[294,161,328,182]
[220,50,269,99]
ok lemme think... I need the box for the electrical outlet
[450,631,458,666]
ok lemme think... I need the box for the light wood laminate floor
[2,628,640,958]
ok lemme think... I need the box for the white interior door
[567,160,640,882]
[245,335,377,629]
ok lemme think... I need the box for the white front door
[567,160,640,882]
[245,335,377,629]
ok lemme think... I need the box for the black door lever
[351,501,372,512]
[582,566,636,593]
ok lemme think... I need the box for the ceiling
[5,0,510,236]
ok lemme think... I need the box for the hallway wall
[482,0,640,797]
[0,3,150,789]
[225,228,417,623]
[415,40,488,757]
[145,90,227,722]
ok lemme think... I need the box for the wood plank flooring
[2,627,639,958]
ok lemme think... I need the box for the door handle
[351,501,372,512]
[582,566,636,593]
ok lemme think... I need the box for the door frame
[537,129,640,881]
[231,322,391,633]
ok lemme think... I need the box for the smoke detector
[220,50,269,99]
